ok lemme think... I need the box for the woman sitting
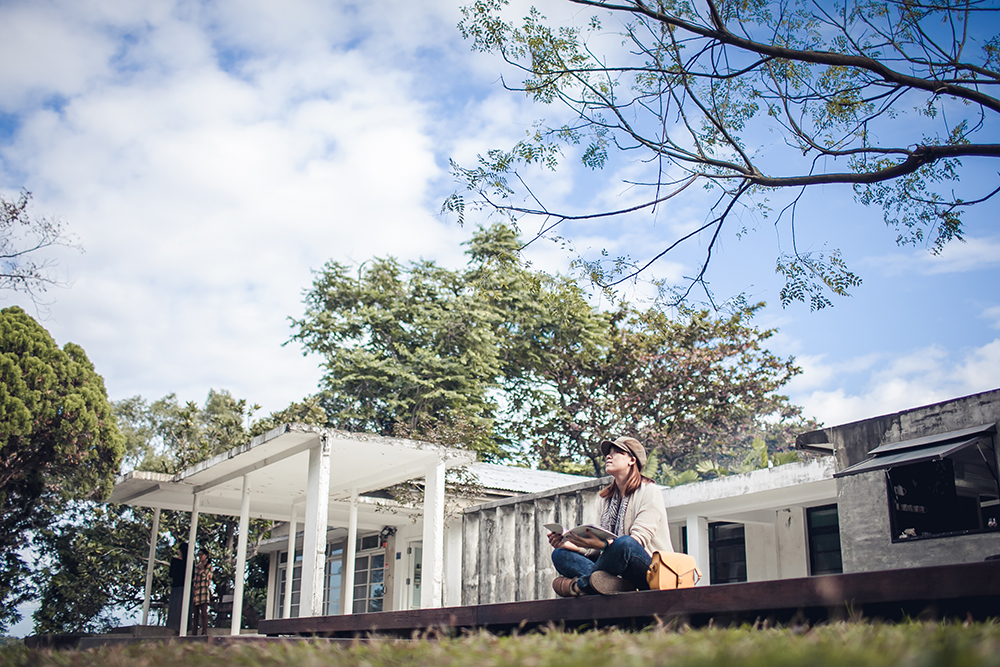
[549,436,673,595]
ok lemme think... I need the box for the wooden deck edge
[259,560,1000,636]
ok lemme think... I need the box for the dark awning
[833,423,997,479]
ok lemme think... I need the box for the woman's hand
[548,531,583,552]
[564,529,612,551]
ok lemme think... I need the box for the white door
[406,541,423,609]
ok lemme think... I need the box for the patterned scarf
[600,491,630,538]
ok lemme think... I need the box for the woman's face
[605,446,635,476]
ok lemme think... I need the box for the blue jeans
[552,535,652,593]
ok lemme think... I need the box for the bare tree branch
[0,190,81,308]
[452,0,1000,308]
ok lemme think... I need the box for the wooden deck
[259,560,1000,637]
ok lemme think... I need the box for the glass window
[275,543,345,618]
[275,548,302,618]
[708,522,746,584]
[324,542,343,615]
[888,437,1000,541]
[806,504,843,575]
[351,538,387,613]
[410,543,422,610]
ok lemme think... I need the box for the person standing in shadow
[166,542,187,633]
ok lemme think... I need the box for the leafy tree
[291,224,607,460]
[0,306,124,632]
[504,300,816,475]
[32,502,155,633]
[33,391,275,634]
[292,257,501,450]
[1,191,80,307]
[653,435,805,487]
[293,224,813,473]
[450,0,1000,308]
[248,395,327,439]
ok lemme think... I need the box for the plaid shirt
[192,560,212,606]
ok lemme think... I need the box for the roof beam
[192,437,318,494]
[327,453,443,498]
[114,483,165,504]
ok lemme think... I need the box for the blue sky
[1,0,998,441]
[1,0,999,637]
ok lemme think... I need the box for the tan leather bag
[646,551,702,590]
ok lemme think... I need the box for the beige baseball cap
[599,436,647,471]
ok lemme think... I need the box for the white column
[686,515,710,586]
[231,474,251,635]
[264,554,276,621]
[300,436,331,617]
[282,505,298,619]
[420,456,446,608]
[342,489,359,615]
[180,494,201,636]
[141,508,161,626]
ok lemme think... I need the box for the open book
[544,523,617,542]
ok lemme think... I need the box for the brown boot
[589,570,634,595]
[552,576,583,597]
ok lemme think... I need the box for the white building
[111,389,999,630]
[108,423,589,632]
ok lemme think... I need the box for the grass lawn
[2,622,999,667]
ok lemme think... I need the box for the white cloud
[0,3,116,111]
[0,0,487,415]
[982,305,1000,329]
[922,237,1000,274]
[870,236,1000,277]
[784,352,883,394]
[790,341,1000,426]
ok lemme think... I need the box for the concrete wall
[745,522,778,581]
[817,388,1000,572]
[462,477,605,604]
[838,471,1000,572]
[773,507,809,579]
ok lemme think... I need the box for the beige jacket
[624,480,674,555]
[586,480,673,558]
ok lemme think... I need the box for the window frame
[806,504,843,575]
[708,521,747,585]
[351,539,387,614]
[884,435,1000,543]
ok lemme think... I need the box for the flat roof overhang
[107,423,475,529]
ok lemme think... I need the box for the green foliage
[0,306,124,632]
[660,436,806,486]
[4,622,1000,666]
[291,223,607,461]
[295,224,813,475]
[453,0,1000,306]
[292,256,500,449]
[248,396,326,439]
[116,391,258,473]
[506,301,815,475]
[776,249,862,312]
[32,503,154,634]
